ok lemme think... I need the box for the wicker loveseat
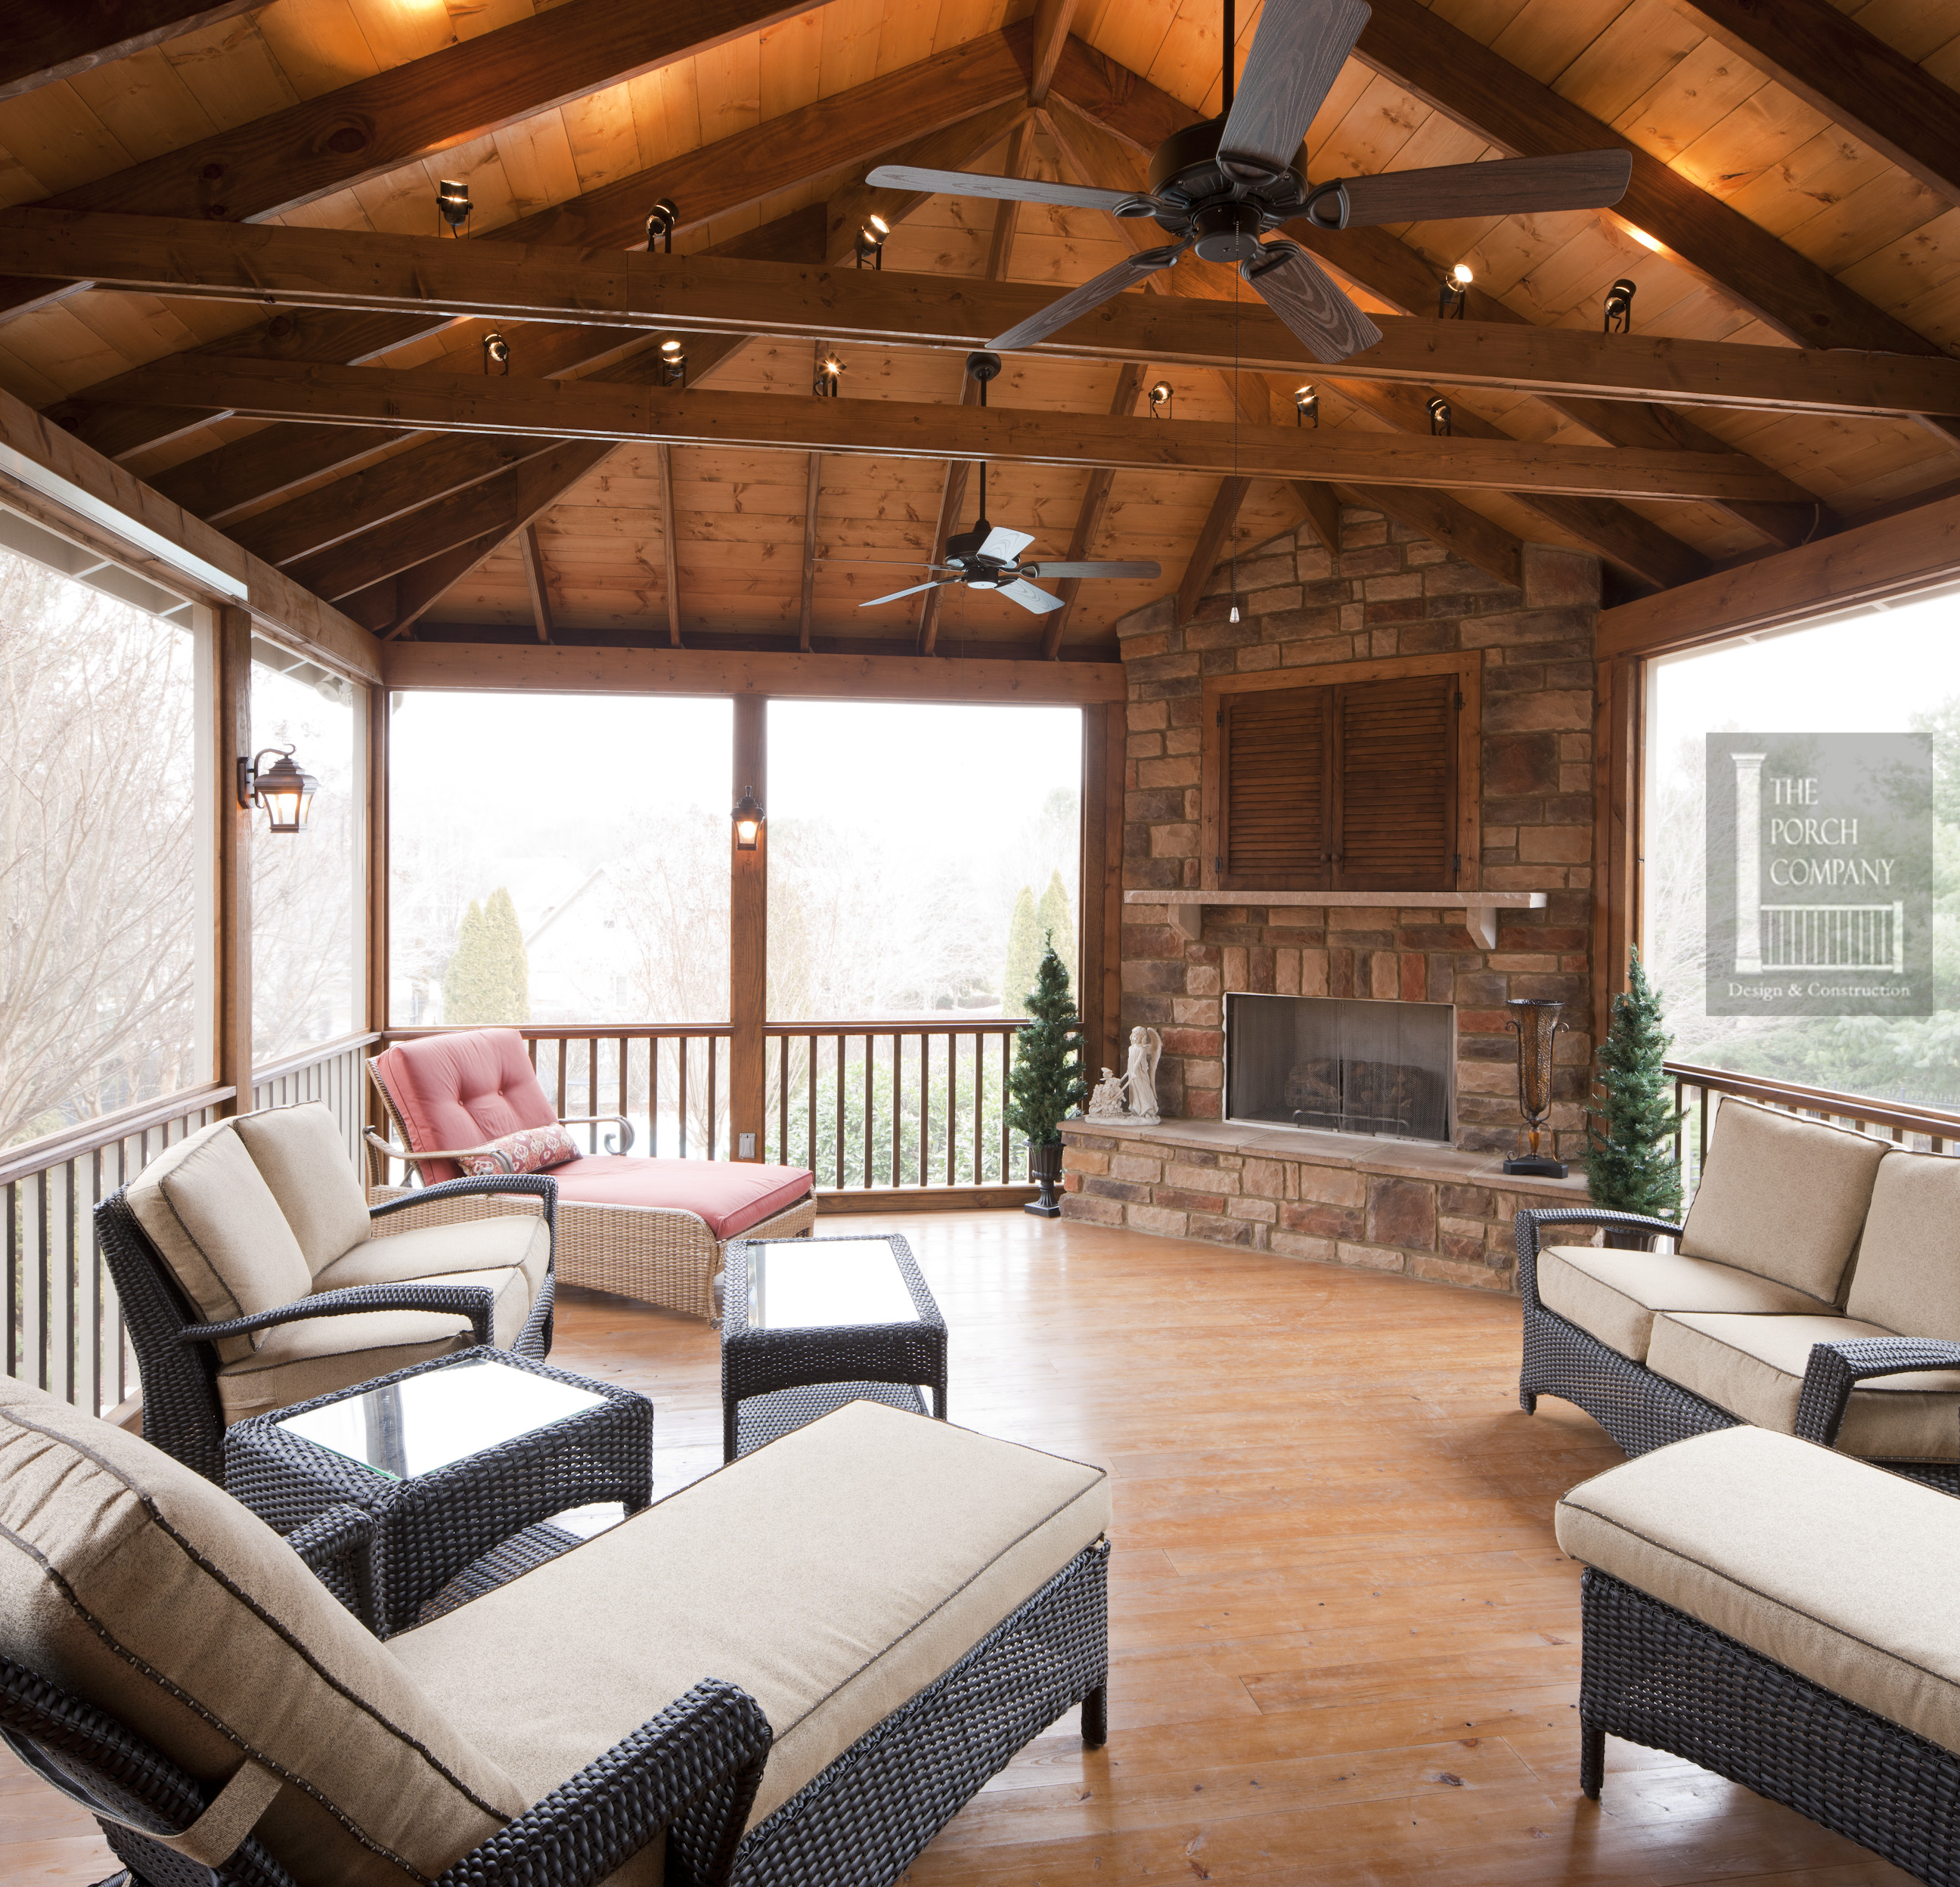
[1518,1094,1960,1489]
[368,1030,816,1321]
[0,1383,1109,1887]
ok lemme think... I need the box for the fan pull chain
[1229,272,1242,625]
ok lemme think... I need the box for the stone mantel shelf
[1124,889,1549,950]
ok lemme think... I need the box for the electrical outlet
[737,1133,755,1160]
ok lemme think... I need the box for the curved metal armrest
[435,1679,771,1887]
[286,1503,377,1629]
[1795,1337,1960,1447]
[560,1113,636,1154]
[179,1282,496,1349]
[369,1172,558,1244]
[364,1126,513,1171]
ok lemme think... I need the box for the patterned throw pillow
[457,1124,581,1176]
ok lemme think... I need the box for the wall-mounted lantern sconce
[482,331,510,375]
[437,179,471,237]
[1148,380,1174,418]
[732,785,764,851]
[645,198,678,253]
[237,746,319,834]
[659,337,687,386]
[1427,395,1452,437]
[854,213,890,269]
[813,345,845,397]
[1294,383,1318,428]
[1603,276,1636,335]
[1437,261,1472,319]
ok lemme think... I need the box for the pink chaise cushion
[374,1030,557,1182]
[547,1155,812,1240]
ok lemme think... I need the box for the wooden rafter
[0,1,259,101]
[519,525,554,644]
[1177,479,1251,625]
[27,207,1955,425]
[108,360,1810,503]
[1027,0,1081,107]
[1041,362,1147,659]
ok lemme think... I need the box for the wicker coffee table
[721,1232,947,1461]
[225,1348,653,1634]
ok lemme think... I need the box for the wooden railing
[1668,1060,1959,1198]
[1,1031,379,1415]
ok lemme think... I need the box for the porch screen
[1214,672,1457,892]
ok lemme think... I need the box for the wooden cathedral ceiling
[6,0,1960,658]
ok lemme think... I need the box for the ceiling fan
[865,0,1633,365]
[858,352,1161,617]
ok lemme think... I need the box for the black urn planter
[1025,1139,1064,1218]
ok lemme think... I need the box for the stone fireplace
[1060,504,1602,1291]
[1227,993,1453,1142]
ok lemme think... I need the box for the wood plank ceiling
[4,0,1960,658]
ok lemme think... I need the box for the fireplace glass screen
[1227,993,1453,1142]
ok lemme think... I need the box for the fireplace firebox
[1226,993,1454,1143]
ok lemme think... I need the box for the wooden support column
[364,675,390,1152]
[658,442,683,647]
[1592,655,1642,1043]
[799,454,820,652]
[215,606,253,1117]
[730,694,768,1161]
[1079,699,1127,1077]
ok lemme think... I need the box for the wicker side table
[721,1232,947,1461]
[225,1348,653,1635]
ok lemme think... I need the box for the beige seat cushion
[1845,1151,1960,1337]
[126,1120,312,1359]
[1649,1310,1960,1461]
[0,1378,523,1887]
[318,1213,550,1306]
[390,1399,1109,1833]
[233,1105,374,1278]
[1537,1245,1825,1362]
[1678,1098,1888,1304]
[215,1287,525,1423]
[1557,1425,1960,1757]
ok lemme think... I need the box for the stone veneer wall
[1112,504,1602,1165]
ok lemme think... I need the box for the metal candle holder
[1502,998,1568,1178]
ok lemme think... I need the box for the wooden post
[365,678,390,1159]
[730,693,767,1160]
[1077,700,1127,1078]
[1592,655,1642,1041]
[215,606,253,1116]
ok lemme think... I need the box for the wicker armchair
[367,1030,817,1321]
[98,1102,555,1483]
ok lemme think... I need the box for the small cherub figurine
[1087,1067,1127,1117]
[1124,1026,1162,1124]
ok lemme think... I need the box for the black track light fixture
[1603,276,1636,334]
[659,338,687,386]
[1294,384,1319,428]
[645,198,678,253]
[1437,261,1472,319]
[482,331,509,375]
[854,212,891,269]
[1148,380,1174,419]
[814,342,845,398]
[1427,395,1453,438]
[436,179,470,236]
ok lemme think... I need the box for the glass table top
[746,1238,920,1331]
[274,1355,608,1481]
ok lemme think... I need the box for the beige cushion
[390,1399,1109,1832]
[1537,1244,1825,1362]
[0,1377,523,1887]
[1846,1150,1960,1337]
[1649,1310,1960,1461]
[126,1120,312,1358]
[318,1213,550,1306]
[1556,1424,1960,1757]
[1678,1097,1888,1303]
[233,1105,374,1278]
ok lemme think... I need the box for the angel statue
[1122,1027,1162,1125]
[1086,1068,1127,1117]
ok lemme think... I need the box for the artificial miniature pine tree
[1005,936,1088,1146]
[1586,947,1686,1222]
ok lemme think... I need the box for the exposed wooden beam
[657,443,683,649]
[1288,481,1342,556]
[0,383,375,681]
[0,0,259,102]
[1043,361,1148,658]
[1027,0,1081,107]
[1597,491,1960,661]
[916,460,972,658]
[99,361,1810,504]
[519,524,554,643]
[383,640,1127,704]
[373,533,507,640]
[0,0,810,327]
[25,207,1955,423]
[1682,0,1960,204]
[799,455,821,653]
[1177,478,1251,624]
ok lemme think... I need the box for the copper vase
[1502,998,1568,1179]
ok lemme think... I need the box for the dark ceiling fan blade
[1025,559,1162,580]
[996,579,1067,615]
[865,165,1147,213]
[1244,240,1382,364]
[859,578,954,609]
[1338,150,1633,227]
[1218,0,1372,181]
[988,243,1189,352]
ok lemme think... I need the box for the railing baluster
[807,1033,817,1176]
[861,1034,874,1189]
[708,1035,718,1161]
[678,1036,690,1160]
[778,1035,789,1167]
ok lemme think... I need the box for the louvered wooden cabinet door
[1333,674,1457,890]
[1217,685,1332,890]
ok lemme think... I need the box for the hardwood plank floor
[0,1210,1916,1885]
